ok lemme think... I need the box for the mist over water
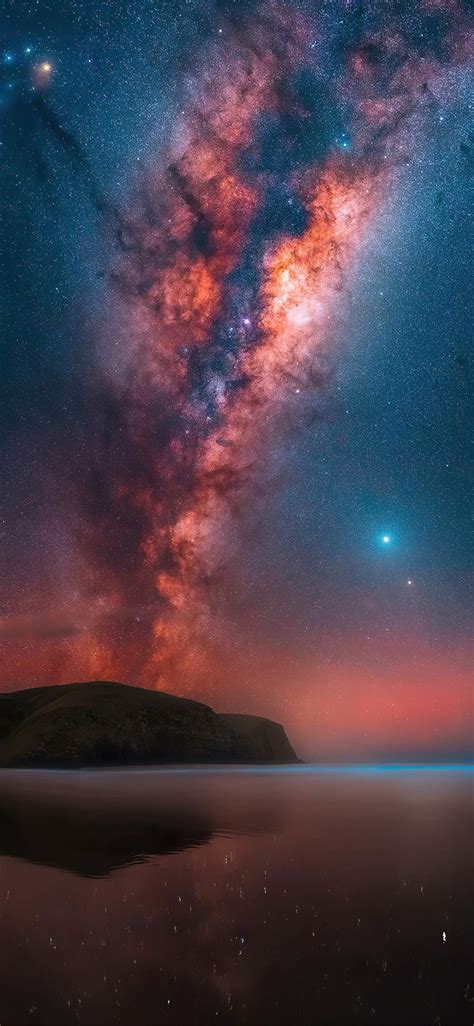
[0,767,472,1026]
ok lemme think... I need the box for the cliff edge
[0,681,299,767]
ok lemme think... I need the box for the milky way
[1,0,471,756]
[73,2,470,695]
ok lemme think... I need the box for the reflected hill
[0,768,285,876]
[0,803,215,876]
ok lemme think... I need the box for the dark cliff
[0,681,299,767]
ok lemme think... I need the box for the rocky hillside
[0,681,299,767]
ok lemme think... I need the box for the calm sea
[0,766,472,1025]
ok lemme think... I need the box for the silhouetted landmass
[0,681,299,767]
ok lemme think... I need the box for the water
[0,766,472,1025]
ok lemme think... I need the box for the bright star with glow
[381,534,392,545]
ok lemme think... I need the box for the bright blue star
[380,533,392,546]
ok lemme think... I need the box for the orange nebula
[2,3,471,760]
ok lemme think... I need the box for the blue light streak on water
[129,762,472,775]
[303,763,474,775]
[7,763,472,776]
[143,763,474,776]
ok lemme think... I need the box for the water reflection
[0,768,471,1026]
[0,768,285,876]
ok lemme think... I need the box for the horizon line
[1,762,472,775]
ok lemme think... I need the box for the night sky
[1,0,472,759]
